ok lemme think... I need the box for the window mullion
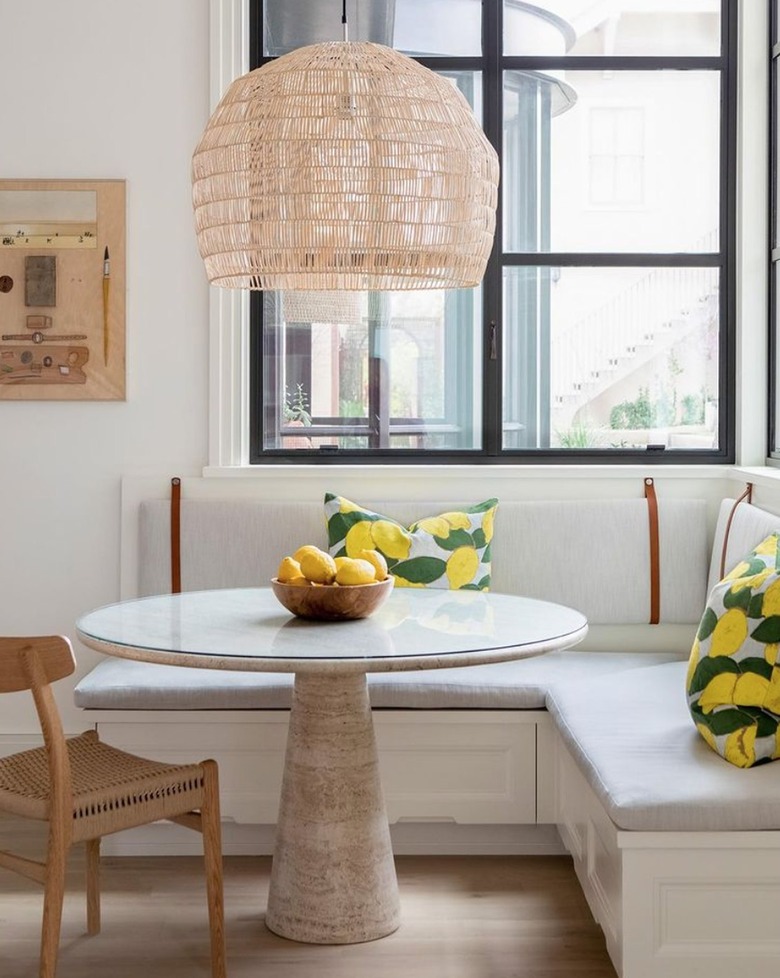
[482,0,503,457]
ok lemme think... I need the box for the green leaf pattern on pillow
[687,533,780,767]
[324,493,498,591]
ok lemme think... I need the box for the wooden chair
[0,636,226,978]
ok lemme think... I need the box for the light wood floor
[0,817,617,978]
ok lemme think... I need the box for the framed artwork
[0,179,125,400]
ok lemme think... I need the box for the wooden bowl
[271,576,395,621]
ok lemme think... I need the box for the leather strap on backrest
[644,477,660,624]
[719,482,753,580]
[170,477,181,594]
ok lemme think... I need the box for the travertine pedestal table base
[265,672,401,943]
[75,588,589,945]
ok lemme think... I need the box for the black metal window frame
[248,0,737,466]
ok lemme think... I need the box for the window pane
[775,263,780,455]
[504,70,720,252]
[776,59,780,250]
[503,266,720,451]
[504,1,721,56]
[262,289,483,452]
[264,0,481,57]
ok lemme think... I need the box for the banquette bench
[73,479,780,978]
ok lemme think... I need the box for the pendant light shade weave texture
[283,291,362,326]
[192,42,499,291]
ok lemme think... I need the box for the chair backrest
[0,637,76,832]
[0,636,76,692]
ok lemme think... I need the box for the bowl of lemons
[271,545,395,620]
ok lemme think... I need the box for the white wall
[0,0,211,731]
[0,0,773,743]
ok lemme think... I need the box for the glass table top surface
[76,588,587,667]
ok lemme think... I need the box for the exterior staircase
[551,244,719,435]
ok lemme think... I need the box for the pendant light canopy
[192,40,499,292]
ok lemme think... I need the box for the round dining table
[76,586,587,945]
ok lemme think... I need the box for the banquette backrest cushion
[138,496,708,626]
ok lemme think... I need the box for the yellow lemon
[754,536,779,556]
[724,725,757,767]
[698,672,737,713]
[733,672,770,707]
[393,575,424,588]
[765,667,780,713]
[722,560,751,582]
[293,544,324,564]
[299,549,337,584]
[335,558,377,586]
[482,507,495,543]
[357,548,388,581]
[286,576,310,587]
[334,556,352,571]
[339,498,363,514]
[441,511,471,530]
[763,580,780,616]
[686,638,701,688]
[276,556,303,583]
[729,569,773,593]
[345,521,376,558]
[709,608,748,657]
[695,722,718,753]
[766,643,779,667]
[371,520,412,560]
[411,516,451,537]
[446,546,480,589]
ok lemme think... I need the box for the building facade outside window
[249,0,736,463]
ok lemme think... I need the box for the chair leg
[201,760,226,978]
[85,838,101,935]
[40,842,68,978]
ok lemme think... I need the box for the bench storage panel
[90,711,541,826]
[557,739,780,978]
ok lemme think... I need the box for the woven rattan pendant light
[192,4,499,292]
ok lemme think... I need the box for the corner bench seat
[77,654,780,830]
[548,660,780,831]
[74,650,682,711]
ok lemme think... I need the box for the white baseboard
[97,821,566,857]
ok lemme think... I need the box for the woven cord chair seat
[0,730,207,838]
[0,636,225,978]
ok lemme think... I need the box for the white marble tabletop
[76,588,588,674]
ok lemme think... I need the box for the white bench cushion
[547,660,780,831]
[74,650,682,712]
[139,497,708,625]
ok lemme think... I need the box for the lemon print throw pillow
[324,493,498,590]
[687,533,780,768]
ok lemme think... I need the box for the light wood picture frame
[0,179,125,400]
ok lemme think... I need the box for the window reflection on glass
[504,70,720,253]
[263,0,481,57]
[262,288,483,452]
[503,266,720,451]
[503,0,721,57]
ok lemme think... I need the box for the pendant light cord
[342,0,348,42]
